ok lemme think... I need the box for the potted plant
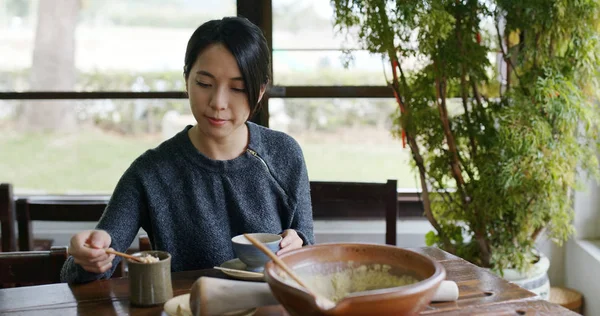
[332,0,600,299]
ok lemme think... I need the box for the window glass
[272,0,387,86]
[0,0,236,92]
[269,98,417,188]
[0,98,194,194]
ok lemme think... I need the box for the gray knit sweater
[60,122,314,283]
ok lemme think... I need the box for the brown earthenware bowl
[264,243,445,316]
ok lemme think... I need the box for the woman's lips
[206,116,228,126]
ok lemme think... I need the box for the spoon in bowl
[213,266,264,277]
[243,233,336,310]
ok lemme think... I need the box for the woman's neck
[188,124,249,161]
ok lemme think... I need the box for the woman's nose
[209,86,228,111]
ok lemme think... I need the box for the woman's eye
[196,81,210,87]
[232,88,246,93]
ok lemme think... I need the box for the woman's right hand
[68,229,116,274]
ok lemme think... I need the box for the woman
[61,17,314,283]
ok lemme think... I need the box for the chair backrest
[0,246,68,288]
[15,196,109,251]
[14,196,129,278]
[310,179,398,245]
[139,235,151,251]
[0,183,17,252]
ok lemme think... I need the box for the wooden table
[0,247,576,315]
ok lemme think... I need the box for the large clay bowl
[264,243,445,316]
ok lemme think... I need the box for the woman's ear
[184,75,189,98]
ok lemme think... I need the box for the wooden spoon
[243,234,336,310]
[84,243,143,263]
[213,266,264,277]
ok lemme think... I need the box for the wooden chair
[0,183,17,252]
[15,196,109,251]
[139,234,151,251]
[134,181,400,247]
[14,196,127,277]
[310,179,398,245]
[0,246,68,288]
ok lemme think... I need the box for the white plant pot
[499,253,550,300]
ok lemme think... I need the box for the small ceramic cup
[128,250,173,306]
[231,233,282,272]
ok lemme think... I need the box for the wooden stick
[213,266,263,277]
[84,243,143,262]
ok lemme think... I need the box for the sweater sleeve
[60,162,147,284]
[289,145,315,246]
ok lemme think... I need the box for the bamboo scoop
[84,243,143,263]
[243,233,336,310]
[213,266,264,277]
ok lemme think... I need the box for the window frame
[0,0,422,218]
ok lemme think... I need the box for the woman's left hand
[277,229,303,255]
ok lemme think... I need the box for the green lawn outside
[1,130,155,194]
[1,129,418,194]
[301,143,417,187]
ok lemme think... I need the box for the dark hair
[184,17,270,118]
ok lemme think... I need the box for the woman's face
[186,43,257,141]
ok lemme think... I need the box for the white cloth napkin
[432,280,459,302]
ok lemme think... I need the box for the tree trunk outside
[20,0,80,132]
